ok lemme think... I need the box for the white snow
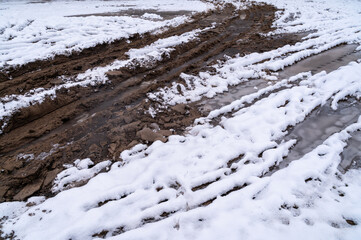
[0,0,212,69]
[142,13,164,20]
[0,26,211,134]
[2,59,361,239]
[52,158,111,193]
[1,0,361,239]
[148,0,361,108]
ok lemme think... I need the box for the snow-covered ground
[1,0,361,239]
[149,0,361,107]
[0,0,212,69]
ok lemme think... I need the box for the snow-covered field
[0,0,212,69]
[1,0,361,239]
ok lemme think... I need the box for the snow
[0,0,212,69]
[2,60,361,239]
[1,0,361,239]
[52,158,111,193]
[148,0,361,108]
[142,13,164,20]
[0,26,211,134]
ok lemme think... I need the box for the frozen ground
[1,0,361,239]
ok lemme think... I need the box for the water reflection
[281,99,361,170]
[340,131,361,173]
[279,44,361,79]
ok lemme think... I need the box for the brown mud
[0,4,301,202]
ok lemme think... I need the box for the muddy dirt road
[0,4,302,202]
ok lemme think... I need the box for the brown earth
[0,4,301,202]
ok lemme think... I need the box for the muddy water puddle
[339,131,361,173]
[198,44,361,115]
[279,44,361,79]
[198,79,269,113]
[272,99,361,174]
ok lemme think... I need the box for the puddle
[198,45,361,115]
[279,44,361,79]
[198,79,269,113]
[276,99,361,172]
[339,131,361,173]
